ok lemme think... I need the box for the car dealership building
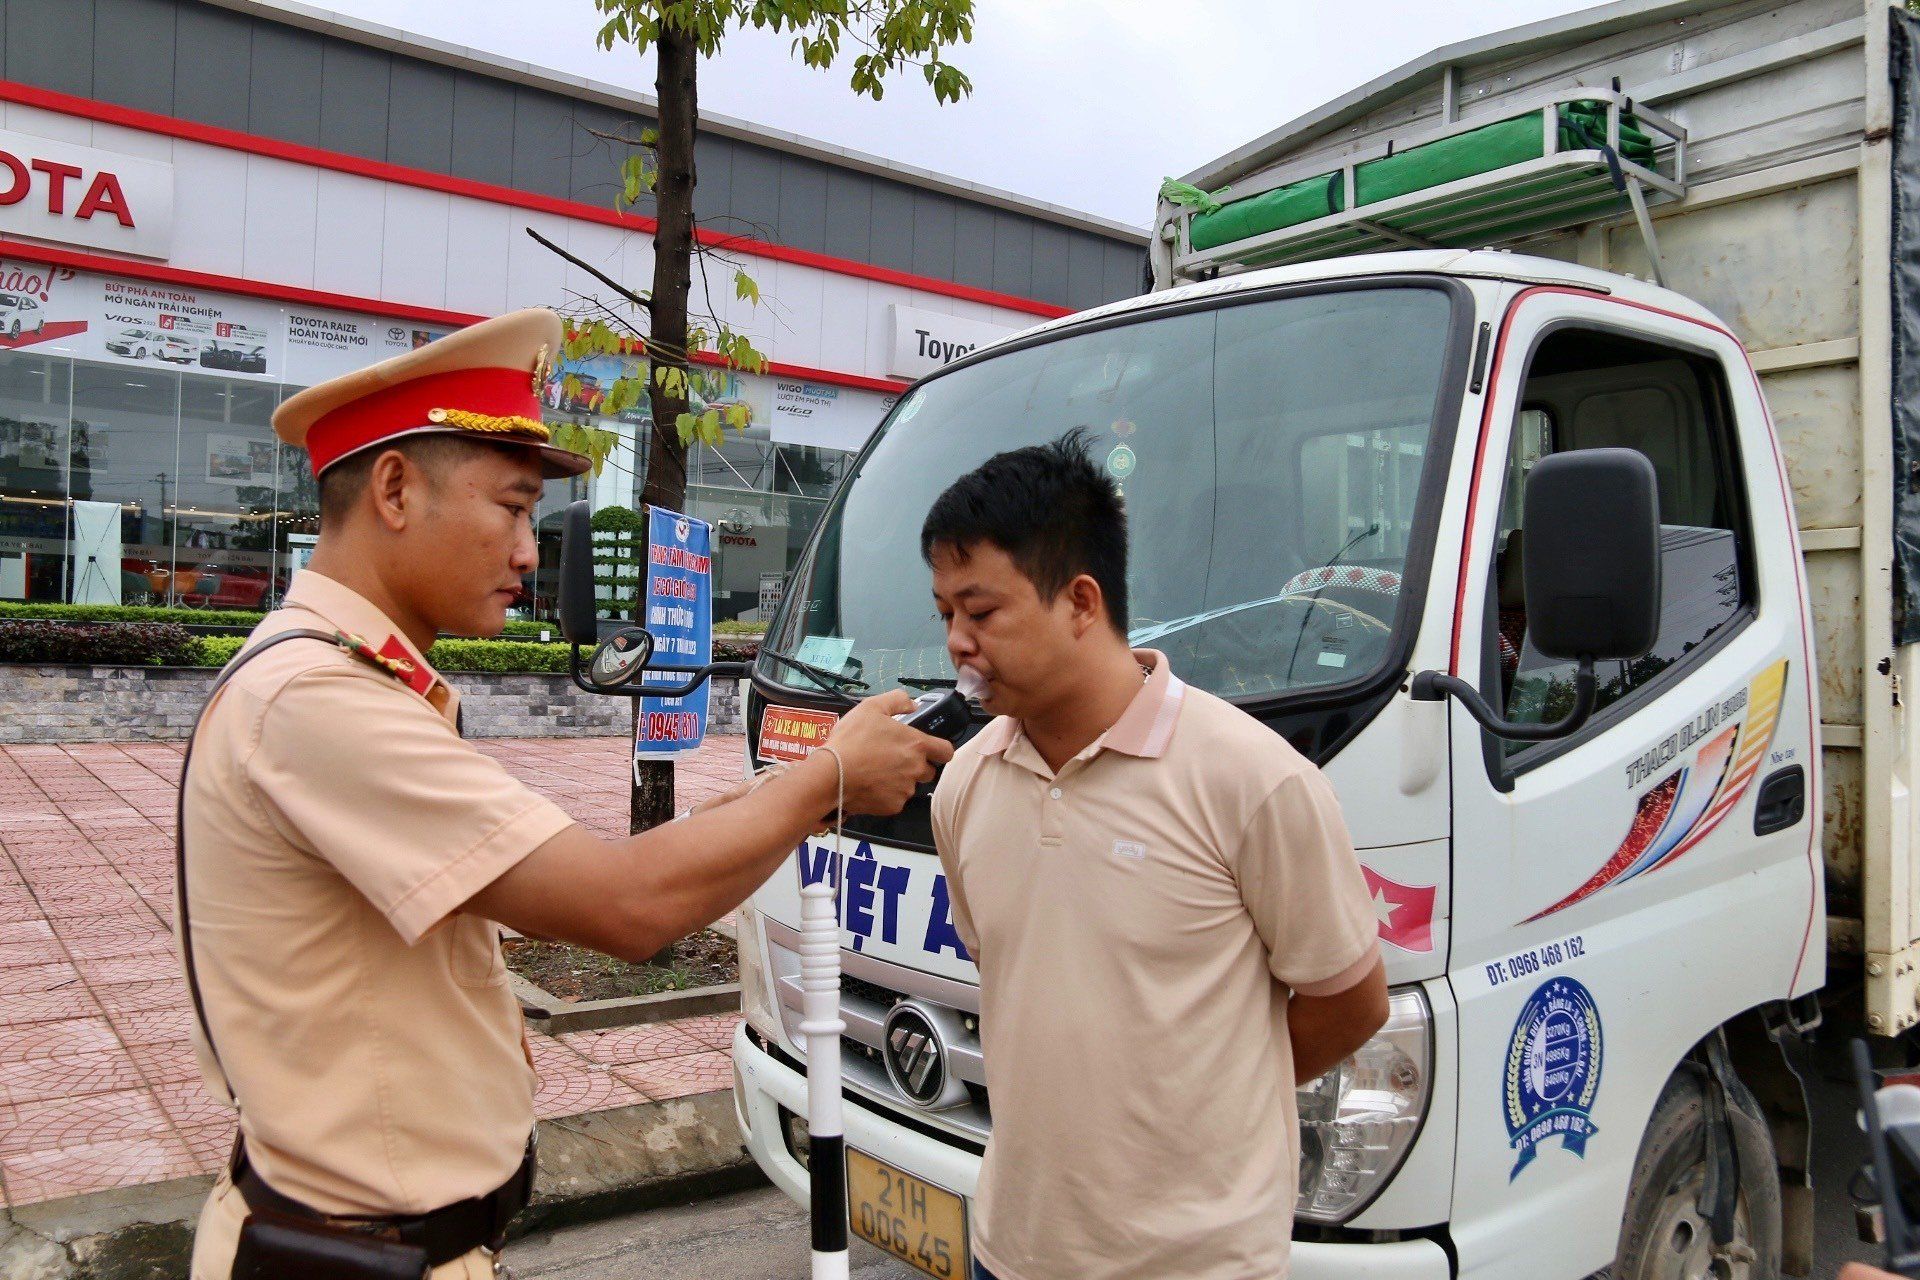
[0,0,1146,620]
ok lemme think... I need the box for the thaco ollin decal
[1526,660,1788,922]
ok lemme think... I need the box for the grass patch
[504,930,737,1001]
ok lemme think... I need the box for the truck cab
[730,249,1820,1279]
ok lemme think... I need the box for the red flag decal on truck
[1362,867,1436,954]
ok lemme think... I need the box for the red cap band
[306,366,543,475]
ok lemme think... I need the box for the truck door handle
[1753,765,1805,836]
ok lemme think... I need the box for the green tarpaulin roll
[1187,100,1658,255]
[1188,172,1346,252]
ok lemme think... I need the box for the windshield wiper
[897,676,957,690]
[758,646,867,703]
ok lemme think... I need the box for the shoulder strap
[175,628,344,1101]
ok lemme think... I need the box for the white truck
[727,2,1920,1275]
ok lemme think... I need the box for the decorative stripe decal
[1525,659,1789,923]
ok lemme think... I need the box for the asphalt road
[507,1183,919,1280]
[503,1014,1894,1280]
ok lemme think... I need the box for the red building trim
[0,235,910,395]
[0,80,1075,320]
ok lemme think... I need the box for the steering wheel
[1274,583,1397,637]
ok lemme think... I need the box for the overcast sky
[283,0,1601,228]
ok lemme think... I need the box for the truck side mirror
[558,499,597,646]
[1411,447,1662,742]
[1523,448,1661,662]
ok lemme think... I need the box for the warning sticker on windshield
[760,705,839,762]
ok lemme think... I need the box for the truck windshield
[766,284,1461,704]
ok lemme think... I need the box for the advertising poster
[92,277,279,379]
[769,378,897,453]
[205,433,277,486]
[633,506,713,762]
[0,258,94,356]
[283,307,452,386]
[0,262,459,385]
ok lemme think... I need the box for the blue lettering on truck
[794,841,972,962]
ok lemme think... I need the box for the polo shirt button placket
[1041,780,1065,847]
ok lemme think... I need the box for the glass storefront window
[175,377,281,610]
[70,361,183,607]
[0,334,873,620]
[0,355,72,601]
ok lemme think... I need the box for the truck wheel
[1614,1067,1781,1280]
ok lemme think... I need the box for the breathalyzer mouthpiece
[956,667,987,700]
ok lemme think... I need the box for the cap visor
[534,442,594,479]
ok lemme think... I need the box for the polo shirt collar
[282,569,447,707]
[974,649,1187,769]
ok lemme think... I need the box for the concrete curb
[0,1090,760,1279]
[515,974,744,1034]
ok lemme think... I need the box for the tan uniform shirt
[931,650,1380,1280]
[177,570,575,1216]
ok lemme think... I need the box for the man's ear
[366,449,414,533]
[1065,572,1108,639]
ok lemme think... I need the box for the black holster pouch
[224,1130,534,1280]
[232,1211,431,1280]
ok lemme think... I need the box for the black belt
[231,1134,536,1268]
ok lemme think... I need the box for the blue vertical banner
[634,506,712,761]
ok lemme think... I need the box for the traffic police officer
[179,308,950,1278]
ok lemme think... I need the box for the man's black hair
[920,427,1129,633]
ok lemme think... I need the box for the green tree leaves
[591,0,975,106]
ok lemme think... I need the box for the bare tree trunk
[631,21,699,877]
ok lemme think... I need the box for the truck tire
[1613,1067,1781,1280]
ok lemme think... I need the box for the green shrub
[3,612,754,676]
[0,602,268,628]
[713,620,766,636]
[427,639,572,674]
[195,635,246,667]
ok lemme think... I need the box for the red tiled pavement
[0,736,749,1208]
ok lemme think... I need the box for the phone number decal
[1484,934,1585,989]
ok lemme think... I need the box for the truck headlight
[735,902,780,1040]
[1295,985,1431,1223]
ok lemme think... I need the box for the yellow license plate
[846,1147,970,1279]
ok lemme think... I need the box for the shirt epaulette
[334,631,431,694]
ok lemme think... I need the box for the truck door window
[1489,328,1752,762]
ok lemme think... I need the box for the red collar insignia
[334,631,436,696]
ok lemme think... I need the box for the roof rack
[1156,87,1686,288]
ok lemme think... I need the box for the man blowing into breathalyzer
[927,430,1389,1280]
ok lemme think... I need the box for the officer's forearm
[468,755,852,962]
[608,752,839,956]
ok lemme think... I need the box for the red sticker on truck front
[759,705,839,762]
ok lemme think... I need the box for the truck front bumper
[732,1025,1453,1280]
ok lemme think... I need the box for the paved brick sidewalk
[0,735,751,1209]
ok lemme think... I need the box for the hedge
[0,622,205,667]
[0,602,270,629]
[3,622,759,674]
[0,603,762,644]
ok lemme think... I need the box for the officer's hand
[1840,1265,1908,1279]
[818,690,954,817]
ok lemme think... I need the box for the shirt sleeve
[1232,766,1380,995]
[247,666,577,945]
[930,763,980,959]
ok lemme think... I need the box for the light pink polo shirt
[931,650,1379,1280]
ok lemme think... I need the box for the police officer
[180,308,951,1278]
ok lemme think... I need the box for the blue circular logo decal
[1503,976,1603,1180]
